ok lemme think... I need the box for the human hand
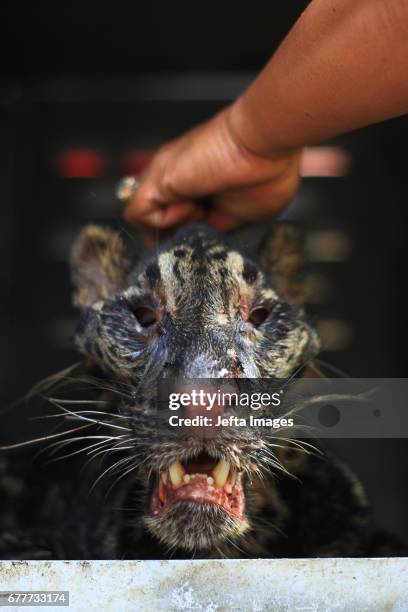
[123,106,302,242]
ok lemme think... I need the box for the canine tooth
[161,471,168,485]
[213,459,230,487]
[169,460,185,487]
[230,470,237,486]
[207,476,214,485]
[183,474,191,483]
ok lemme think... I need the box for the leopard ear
[258,223,307,306]
[70,225,132,308]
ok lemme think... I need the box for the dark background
[1,2,408,543]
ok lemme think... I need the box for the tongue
[170,478,229,506]
[152,472,245,519]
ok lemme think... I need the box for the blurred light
[318,319,353,351]
[54,149,109,178]
[301,147,351,177]
[121,150,151,175]
[306,230,352,262]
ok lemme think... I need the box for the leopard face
[70,223,319,554]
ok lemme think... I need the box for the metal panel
[1,558,408,611]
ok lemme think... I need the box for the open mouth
[150,451,245,519]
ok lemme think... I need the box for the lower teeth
[164,460,236,489]
[180,473,216,485]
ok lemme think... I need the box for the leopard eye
[133,306,157,328]
[248,307,269,327]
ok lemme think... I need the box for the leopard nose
[178,382,226,439]
[163,379,239,438]
[183,389,225,421]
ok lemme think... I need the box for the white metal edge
[0,558,407,611]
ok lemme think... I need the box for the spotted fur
[1,223,405,559]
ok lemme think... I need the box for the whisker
[35,407,133,423]
[44,438,118,464]
[89,438,135,458]
[27,363,82,400]
[90,455,138,493]
[43,399,109,405]
[42,396,132,432]
[44,435,119,452]
[104,461,140,497]
[314,357,350,378]
[0,423,93,451]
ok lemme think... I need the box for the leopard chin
[146,452,248,551]
[145,502,249,552]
